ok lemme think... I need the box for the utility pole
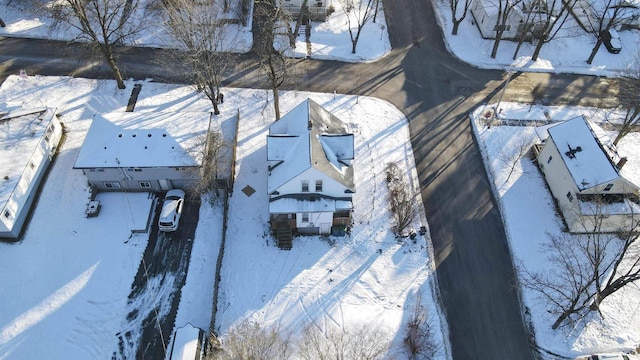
[491,68,514,125]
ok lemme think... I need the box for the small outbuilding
[0,108,63,240]
[73,112,212,193]
[267,98,354,249]
[536,116,640,233]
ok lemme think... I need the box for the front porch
[269,211,352,249]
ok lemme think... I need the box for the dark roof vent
[565,145,582,159]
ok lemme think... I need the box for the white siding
[296,211,333,233]
[538,137,640,233]
[0,114,63,239]
[275,167,350,198]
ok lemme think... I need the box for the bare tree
[52,0,144,89]
[450,0,472,35]
[583,0,630,64]
[490,0,524,58]
[613,64,640,145]
[338,0,377,53]
[522,199,640,329]
[403,292,440,360]
[216,320,292,360]
[513,0,577,61]
[163,0,234,115]
[589,223,640,312]
[498,133,534,186]
[189,130,231,198]
[254,0,293,120]
[296,0,309,45]
[297,325,390,360]
[386,162,417,237]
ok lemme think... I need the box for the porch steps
[276,224,293,250]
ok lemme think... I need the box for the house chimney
[617,157,628,169]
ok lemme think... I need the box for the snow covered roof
[546,116,620,190]
[267,99,354,193]
[0,107,56,206]
[74,112,212,169]
[168,323,202,360]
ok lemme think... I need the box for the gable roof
[546,116,621,190]
[74,112,212,169]
[267,99,354,193]
[1,107,57,206]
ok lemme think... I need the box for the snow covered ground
[473,103,640,357]
[0,0,391,63]
[0,75,442,359]
[432,0,639,76]
[1,0,640,358]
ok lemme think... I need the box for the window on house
[603,183,614,192]
[104,182,122,189]
[4,210,10,219]
[547,155,552,164]
[566,192,573,202]
[98,169,105,172]
[302,180,309,192]
[315,180,323,192]
[29,162,35,169]
[302,213,309,222]
[493,24,511,31]
[139,182,152,189]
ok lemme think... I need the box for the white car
[158,189,185,232]
[578,354,640,360]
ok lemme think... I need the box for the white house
[0,108,63,240]
[277,0,333,21]
[267,99,354,249]
[536,116,640,233]
[471,0,559,40]
[73,112,212,193]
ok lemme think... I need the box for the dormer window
[603,183,614,192]
[315,180,323,192]
[302,180,309,192]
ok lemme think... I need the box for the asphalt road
[0,1,623,358]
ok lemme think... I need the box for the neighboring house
[471,0,558,40]
[536,116,640,233]
[267,98,354,249]
[74,112,212,193]
[277,0,333,21]
[0,108,62,240]
[573,0,640,31]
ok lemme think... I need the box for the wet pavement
[112,195,201,360]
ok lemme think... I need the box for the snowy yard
[0,75,443,359]
[1,0,640,358]
[473,103,640,357]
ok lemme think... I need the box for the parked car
[577,354,640,360]
[601,28,622,54]
[158,189,185,232]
